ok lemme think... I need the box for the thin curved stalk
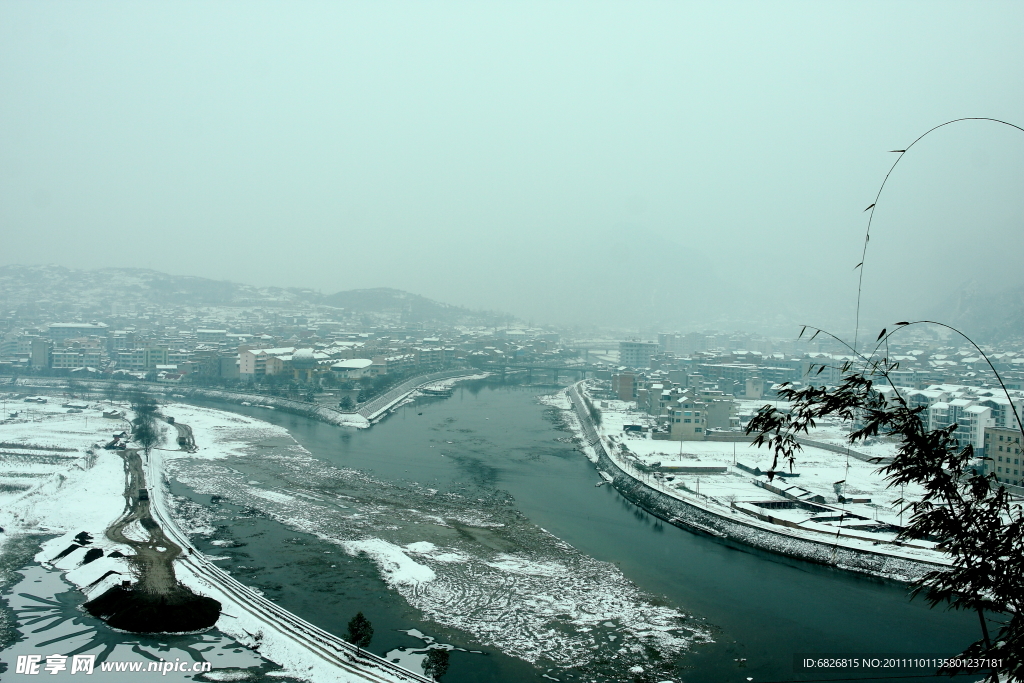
[852,118,1024,353]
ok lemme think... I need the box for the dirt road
[105,448,182,594]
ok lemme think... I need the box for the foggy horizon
[2,2,1022,336]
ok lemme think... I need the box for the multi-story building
[144,345,170,369]
[694,387,737,429]
[196,329,228,342]
[168,350,193,365]
[928,399,991,451]
[370,354,415,376]
[107,331,138,352]
[47,322,109,343]
[658,333,685,356]
[30,338,52,368]
[668,392,707,441]
[957,405,992,452]
[800,356,855,386]
[414,347,446,368]
[698,363,760,386]
[612,372,637,402]
[976,396,1024,431]
[239,347,292,380]
[50,349,105,369]
[116,348,147,371]
[619,341,658,369]
[985,427,1022,487]
[50,350,81,369]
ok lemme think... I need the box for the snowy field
[0,394,281,682]
[0,396,129,544]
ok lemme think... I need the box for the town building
[668,392,707,441]
[47,322,109,343]
[986,426,1022,487]
[619,341,658,369]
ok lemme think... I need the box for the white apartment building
[47,323,109,343]
[619,341,659,369]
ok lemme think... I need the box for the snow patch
[343,538,436,587]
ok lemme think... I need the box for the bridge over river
[481,361,606,383]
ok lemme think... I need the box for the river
[166,379,981,683]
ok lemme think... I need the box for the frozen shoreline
[161,401,712,677]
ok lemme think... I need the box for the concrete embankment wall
[566,384,937,583]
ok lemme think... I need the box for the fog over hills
[0,265,503,327]
[2,264,1019,344]
[930,280,1024,345]
[3,4,1020,339]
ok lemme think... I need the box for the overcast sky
[2,1,1022,335]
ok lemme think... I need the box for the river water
[165,379,982,683]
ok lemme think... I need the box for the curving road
[105,447,182,594]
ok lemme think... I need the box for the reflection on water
[2,380,972,683]
[383,628,480,677]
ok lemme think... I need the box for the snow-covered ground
[0,395,277,682]
[0,397,129,542]
[1,393,713,680]
[593,390,917,528]
[0,563,267,682]
[563,384,950,569]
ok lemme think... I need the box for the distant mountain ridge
[0,265,302,307]
[317,288,473,323]
[930,279,1024,344]
[0,265,498,324]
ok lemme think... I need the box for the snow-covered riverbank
[0,394,428,682]
[161,402,712,678]
[555,382,948,583]
[2,389,717,682]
